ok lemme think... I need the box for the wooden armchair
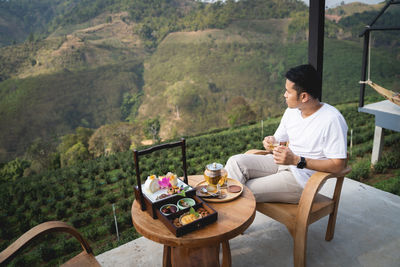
[0,221,100,267]
[245,149,351,267]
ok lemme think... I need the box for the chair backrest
[133,138,188,211]
[0,221,100,266]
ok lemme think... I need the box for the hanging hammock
[359,32,400,107]
[362,80,400,106]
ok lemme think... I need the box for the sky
[202,0,385,8]
[302,0,384,8]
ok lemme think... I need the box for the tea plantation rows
[1,102,399,266]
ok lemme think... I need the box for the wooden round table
[131,175,256,267]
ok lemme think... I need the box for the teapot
[204,162,227,187]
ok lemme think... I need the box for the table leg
[167,243,220,267]
[371,125,384,165]
[163,245,172,267]
[222,241,231,267]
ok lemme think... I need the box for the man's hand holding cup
[263,136,279,153]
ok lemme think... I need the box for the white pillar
[371,126,384,165]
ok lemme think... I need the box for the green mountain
[334,2,400,46]
[0,11,148,162]
[0,0,79,47]
[140,19,291,137]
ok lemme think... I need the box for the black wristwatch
[297,156,306,169]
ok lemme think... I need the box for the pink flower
[158,177,171,189]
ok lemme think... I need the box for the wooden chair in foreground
[245,149,351,267]
[0,221,100,267]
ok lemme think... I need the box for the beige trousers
[225,154,303,204]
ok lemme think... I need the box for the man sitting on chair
[225,64,348,203]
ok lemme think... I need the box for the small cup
[268,142,279,151]
[160,204,179,216]
[177,198,195,210]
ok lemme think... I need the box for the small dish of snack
[179,212,202,225]
[176,198,195,210]
[160,204,179,216]
[175,207,209,226]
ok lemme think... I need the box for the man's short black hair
[285,64,321,99]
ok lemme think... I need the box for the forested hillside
[140,24,400,138]
[0,0,309,162]
[326,1,400,47]
[0,0,66,46]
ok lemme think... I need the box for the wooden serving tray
[194,178,243,203]
[155,195,218,237]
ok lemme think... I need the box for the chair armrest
[0,221,93,265]
[296,167,352,230]
[244,149,271,155]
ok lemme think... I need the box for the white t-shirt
[274,103,348,187]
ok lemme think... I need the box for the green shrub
[64,199,72,208]
[97,207,109,217]
[65,209,73,218]
[374,175,400,196]
[348,158,371,181]
[122,186,133,198]
[105,174,113,184]
[89,197,103,208]
[109,220,118,234]
[76,192,85,202]
[106,193,117,203]
[13,251,37,266]
[70,212,92,228]
[40,244,57,262]
[56,207,66,219]
[118,199,131,212]
[73,202,84,213]
[373,145,400,173]
[60,238,81,254]
[70,215,84,228]
[352,143,372,157]
[96,225,108,237]
[86,227,100,241]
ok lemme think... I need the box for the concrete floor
[96,178,400,267]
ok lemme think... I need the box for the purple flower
[158,177,171,189]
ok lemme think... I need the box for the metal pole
[308,0,325,101]
[359,30,370,108]
[134,150,146,211]
[261,120,263,140]
[112,204,120,242]
[350,129,353,157]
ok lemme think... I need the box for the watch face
[297,157,306,169]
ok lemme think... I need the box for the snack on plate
[173,208,209,227]
[167,185,185,195]
[156,193,169,200]
[166,172,178,187]
[179,212,202,225]
[144,175,160,193]
[227,185,241,193]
